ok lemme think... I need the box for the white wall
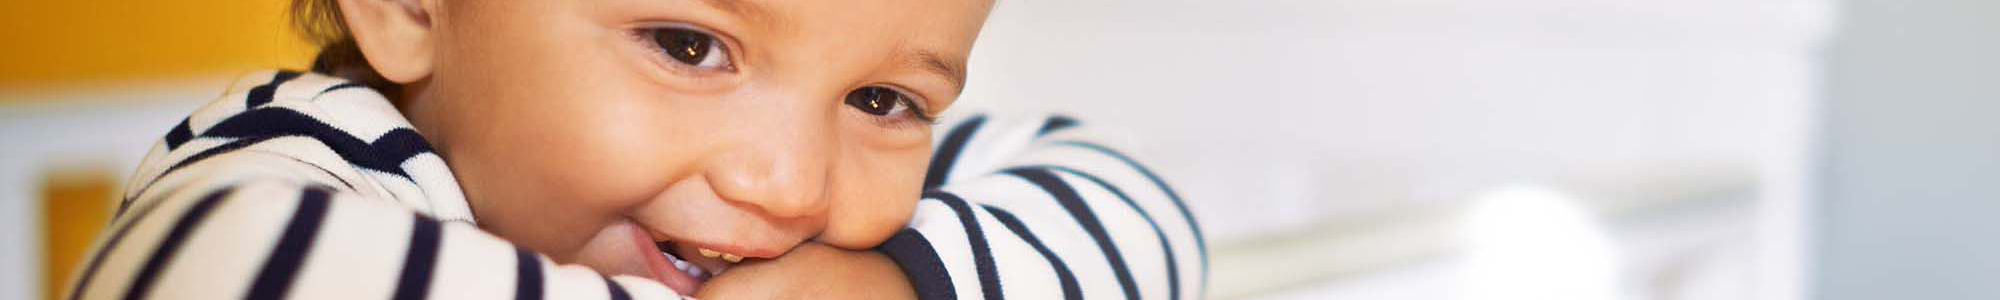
[962,0,1826,298]
[964,0,1826,245]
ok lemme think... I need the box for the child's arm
[879,112,1208,300]
[65,161,689,299]
[693,242,916,299]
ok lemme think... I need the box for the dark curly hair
[290,0,401,96]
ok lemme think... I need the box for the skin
[334,0,991,297]
[700,242,917,299]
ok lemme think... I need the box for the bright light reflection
[1460,186,1623,300]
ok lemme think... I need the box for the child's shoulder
[200,70,404,128]
[122,70,472,222]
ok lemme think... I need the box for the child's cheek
[538,84,711,212]
[818,143,929,248]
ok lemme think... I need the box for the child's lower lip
[624,222,703,294]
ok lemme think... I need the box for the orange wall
[0,1,318,95]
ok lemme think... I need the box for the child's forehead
[706,0,994,27]
[597,0,994,46]
[680,0,992,86]
[464,0,993,92]
[674,0,993,17]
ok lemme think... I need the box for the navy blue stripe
[925,191,1004,300]
[1006,168,1141,300]
[135,106,432,231]
[878,228,957,300]
[1032,165,1183,300]
[121,187,238,300]
[981,205,1082,300]
[246,187,334,300]
[127,135,320,214]
[246,71,304,108]
[391,214,442,300]
[164,117,194,150]
[273,154,359,191]
[515,248,544,300]
[1036,115,1079,136]
[603,276,632,300]
[64,186,221,300]
[320,82,368,95]
[1052,140,1207,284]
[114,197,137,221]
[126,137,280,219]
[924,115,988,189]
[159,135,284,181]
[197,107,435,178]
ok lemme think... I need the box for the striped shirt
[65,70,1205,300]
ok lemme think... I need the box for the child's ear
[336,0,436,84]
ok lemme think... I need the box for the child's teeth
[688,265,709,279]
[663,250,711,279]
[695,247,747,263]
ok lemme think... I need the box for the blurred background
[2,0,1994,299]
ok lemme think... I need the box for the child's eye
[845,86,934,122]
[644,27,732,70]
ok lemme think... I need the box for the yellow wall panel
[0,1,318,94]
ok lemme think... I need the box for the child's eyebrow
[691,0,965,92]
[914,50,969,93]
[694,0,777,25]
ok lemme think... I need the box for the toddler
[64,0,1204,299]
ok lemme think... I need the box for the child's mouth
[657,241,711,279]
[654,241,730,280]
[627,225,753,295]
[628,227,703,294]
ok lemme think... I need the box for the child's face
[391,0,990,291]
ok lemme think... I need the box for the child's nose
[707,150,831,218]
[704,108,836,219]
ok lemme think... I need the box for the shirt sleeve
[63,152,687,300]
[877,112,1207,300]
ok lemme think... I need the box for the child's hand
[694,242,916,300]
